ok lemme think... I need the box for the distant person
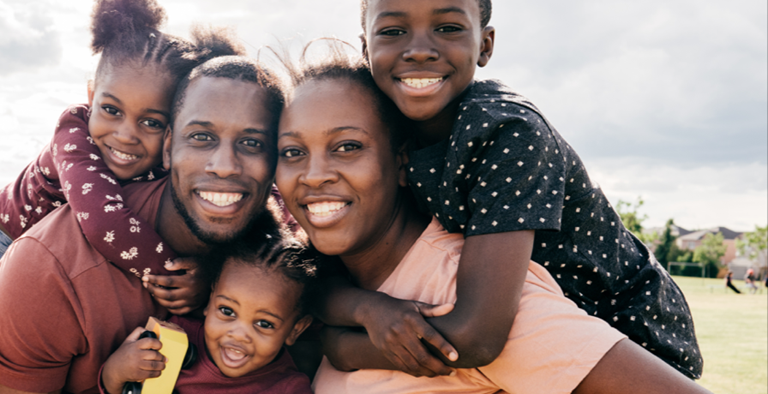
[744,268,758,294]
[725,272,741,294]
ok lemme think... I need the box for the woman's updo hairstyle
[90,0,246,85]
[281,39,412,152]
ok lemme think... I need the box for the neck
[155,181,211,256]
[340,194,431,291]
[414,86,471,147]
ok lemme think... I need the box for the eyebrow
[375,6,467,20]
[100,92,170,119]
[278,126,369,140]
[183,120,269,136]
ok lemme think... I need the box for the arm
[574,339,712,394]
[100,328,165,394]
[0,386,60,394]
[50,105,178,277]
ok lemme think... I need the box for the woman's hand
[101,327,165,394]
[142,257,208,315]
[359,297,458,377]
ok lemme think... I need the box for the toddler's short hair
[360,0,492,31]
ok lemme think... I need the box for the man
[0,57,284,394]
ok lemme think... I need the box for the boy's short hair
[171,56,285,138]
[360,0,492,30]
[205,230,323,317]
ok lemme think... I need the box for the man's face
[165,76,276,244]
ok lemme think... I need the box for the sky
[0,0,766,232]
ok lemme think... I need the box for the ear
[360,33,369,64]
[284,315,313,346]
[396,143,410,188]
[87,80,95,106]
[477,26,495,68]
[162,127,173,171]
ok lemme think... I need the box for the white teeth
[197,191,244,207]
[224,347,246,361]
[306,201,347,217]
[110,147,138,161]
[401,78,443,89]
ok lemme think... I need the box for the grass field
[673,276,767,394]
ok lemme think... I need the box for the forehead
[95,62,174,97]
[281,79,386,138]
[365,0,481,23]
[174,76,273,132]
[217,262,302,313]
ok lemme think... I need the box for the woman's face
[275,78,407,257]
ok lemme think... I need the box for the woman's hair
[360,0,492,30]
[280,40,412,152]
[90,0,245,85]
[204,230,324,317]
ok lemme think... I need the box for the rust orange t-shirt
[0,179,168,393]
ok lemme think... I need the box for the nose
[402,32,439,63]
[299,152,338,188]
[113,121,140,145]
[227,323,252,343]
[205,142,242,179]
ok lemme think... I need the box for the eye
[255,320,274,329]
[280,148,304,158]
[191,133,213,142]
[218,306,235,317]
[241,139,263,148]
[336,142,361,152]
[141,118,166,130]
[436,25,463,33]
[379,28,406,36]
[102,106,120,116]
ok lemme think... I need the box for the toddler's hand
[143,257,208,315]
[101,327,165,394]
[364,297,458,377]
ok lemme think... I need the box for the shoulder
[408,219,464,265]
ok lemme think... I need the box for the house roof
[677,227,743,241]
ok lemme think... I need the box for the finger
[413,323,459,362]
[146,284,180,301]
[399,334,453,376]
[166,257,198,272]
[417,302,455,318]
[139,358,167,372]
[137,338,163,351]
[144,274,183,289]
[392,349,439,378]
[124,327,146,343]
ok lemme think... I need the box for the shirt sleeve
[50,105,177,276]
[0,238,87,392]
[452,101,567,236]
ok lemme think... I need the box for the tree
[736,225,767,261]
[616,197,647,235]
[693,232,727,278]
[654,219,676,266]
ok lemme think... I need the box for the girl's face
[276,79,407,257]
[204,262,310,378]
[88,63,175,180]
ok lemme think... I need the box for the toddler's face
[363,0,493,124]
[276,79,406,257]
[88,63,173,180]
[204,261,309,378]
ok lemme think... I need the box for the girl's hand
[362,297,458,377]
[143,257,208,315]
[101,327,165,394]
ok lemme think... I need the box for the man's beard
[170,182,264,245]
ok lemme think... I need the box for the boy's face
[363,0,494,123]
[204,262,311,378]
[88,64,173,180]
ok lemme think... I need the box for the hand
[102,327,166,394]
[362,296,458,377]
[143,257,208,315]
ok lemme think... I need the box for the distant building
[676,226,743,265]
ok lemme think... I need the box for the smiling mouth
[197,191,244,207]
[108,146,139,161]
[306,201,349,217]
[399,77,444,89]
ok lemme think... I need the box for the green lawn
[673,276,767,394]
